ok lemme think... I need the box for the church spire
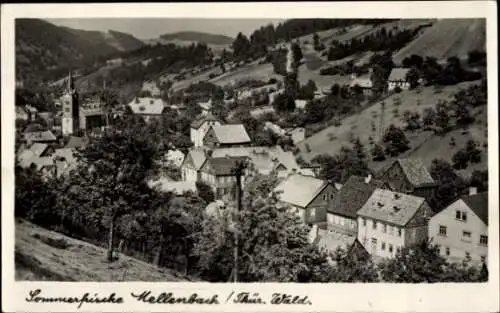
[67,70,75,93]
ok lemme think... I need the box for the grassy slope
[15,220,191,281]
[296,81,487,178]
[393,19,486,64]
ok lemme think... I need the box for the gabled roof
[207,124,251,144]
[388,68,410,82]
[148,179,197,195]
[30,143,49,157]
[190,112,221,129]
[274,174,329,208]
[329,175,388,219]
[394,158,435,188]
[24,130,57,142]
[350,77,373,88]
[201,156,248,176]
[183,148,207,170]
[65,136,88,149]
[128,97,165,115]
[460,192,488,225]
[210,146,299,175]
[357,189,426,226]
[17,149,36,168]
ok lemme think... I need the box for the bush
[371,144,386,161]
[383,124,410,157]
[452,149,469,169]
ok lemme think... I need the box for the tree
[196,181,215,204]
[299,80,317,100]
[313,33,320,48]
[383,124,410,156]
[232,32,251,60]
[291,42,303,70]
[312,147,370,183]
[192,174,333,282]
[406,66,420,89]
[371,144,386,161]
[469,170,488,192]
[429,159,467,211]
[403,111,421,131]
[435,100,450,134]
[327,246,379,282]
[465,140,481,163]
[422,107,436,129]
[75,121,159,261]
[352,138,366,159]
[452,149,469,169]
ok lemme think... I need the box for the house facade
[328,175,389,236]
[198,156,249,200]
[190,113,222,147]
[380,158,436,201]
[428,191,488,265]
[387,68,411,91]
[274,174,337,225]
[357,189,433,259]
[181,149,207,182]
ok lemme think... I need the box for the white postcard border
[2,2,499,312]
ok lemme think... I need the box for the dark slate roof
[203,156,248,176]
[190,112,221,129]
[328,175,388,219]
[461,192,488,225]
[396,158,436,188]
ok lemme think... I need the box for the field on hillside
[297,80,487,177]
[15,220,191,281]
[393,19,486,64]
[209,63,279,86]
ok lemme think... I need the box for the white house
[357,188,433,259]
[388,68,411,91]
[428,190,488,265]
[190,112,222,147]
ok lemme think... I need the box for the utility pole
[231,160,247,283]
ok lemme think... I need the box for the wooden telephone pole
[230,160,247,283]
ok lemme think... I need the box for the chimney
[469,187,478,195]
[365,174,372,184]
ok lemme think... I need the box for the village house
[165,149,185,168]
[181,148,207,182]
[387,68,411,91]
[328,175,389,236]
[190,112,222,147]
[198,99,212,115]
[142,81,161,98]
[210,146,300,178]
[285,127,306,145]
[274,174,337,226]
[202,124,251,148]
[127,97,166,122]
[24,130,58,145]
[349,74,373,96]
[357,189,433,259]
[380,158,437,201]
[294,99,308,110]
[198,156,249,200]
[428,189,488,265]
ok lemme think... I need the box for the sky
[46,18,285,40]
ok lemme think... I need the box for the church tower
[62,71,80,136]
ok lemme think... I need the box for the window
[371,238,377,251]
[456,210,468,222]
[382,223,387,233]
[462,231,471,241]
[330,194,334,200]
[322,194,327,201]
[397,228,402,237]
[389,244,393,253]
[373,221,377,230]
[310,208,316,219]
[362,218,366,226]
[396,246,401,253]
[439,225,447,236]
[446,247,450,256]
[65,107,70,113]
[388,225,393,235]
[480,235,488,246]
[481,256,486,263]
[381,242,386,250]
[465,252,471,259]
